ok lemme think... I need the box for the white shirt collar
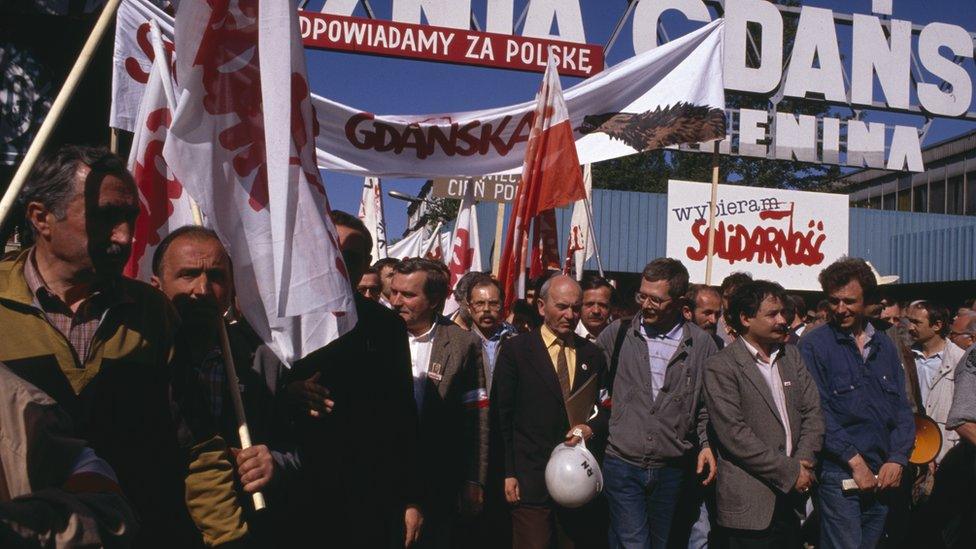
[741,337,782,365]
[409,322,438,343]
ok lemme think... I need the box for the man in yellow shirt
[493,274,610,548]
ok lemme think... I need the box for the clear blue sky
[305,0,976,236]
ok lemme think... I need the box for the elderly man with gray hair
[493,274,611,548]
[949,310,976,351]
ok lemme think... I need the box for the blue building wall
[469,188,976,284]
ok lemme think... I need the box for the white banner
[315,19,725,177]
[112,4,725,177]
[165,0,356,365]
[666,180,849,291]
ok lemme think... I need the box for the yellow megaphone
[910,414,943,465]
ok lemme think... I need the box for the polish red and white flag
[499,56,586,312]
[164,0,356,364]
[123,22,196,281]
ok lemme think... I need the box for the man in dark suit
[286,211,423,548]
[704,280,824,548]
[493,274,610,549]
[390,258,490,548]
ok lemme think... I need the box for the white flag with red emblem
[387,226,450,261]
[164,0,356,364]
[357,177,388,260]
[443,183,482,316]
[123,22,196,281]
[111,0,175,132]
[499,56,586,312]
[564,164,594,281]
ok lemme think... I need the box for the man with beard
[596,258,718,548]
[466,274,515,391]
[0,146,234,546]
[576,275,614,341]
[683,284,723,348]
[674,282,724,547]
[798,258,914,549]
[704,280,823,548]
[150,225,296,545]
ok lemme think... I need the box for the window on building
[883,191,896,211]
[914,184,928,212]
[898,191,911,211]
[947,176,964,215]
[931,178,946,214]
[966,169,975,216]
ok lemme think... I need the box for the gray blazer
[419,319,490,497]
[596,317,718,467]
[703,339,824,531]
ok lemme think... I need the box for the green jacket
[0,250,247,547]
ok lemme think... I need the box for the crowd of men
[2,145,976,549]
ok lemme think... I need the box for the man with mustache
[0,145,235,546]
[150,225,295,545]
[576,275,615,341]
[798,258,914,549]
[596,258,718,548]
[683,284,724,349]
[704,280,823,548]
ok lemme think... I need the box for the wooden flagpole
[492,203,504,277]
[582,195,604,278]
[0,0,125,229]
[216,314,267,511]
[183,190,262,512]
[704,141,721,286]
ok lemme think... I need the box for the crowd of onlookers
[2,145,976,549]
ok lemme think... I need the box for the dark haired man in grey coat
[704,280,823,548]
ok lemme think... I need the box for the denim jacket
[798,321,915,474]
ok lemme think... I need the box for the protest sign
[666,180,849,291]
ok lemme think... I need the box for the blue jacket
[798,321,914,474]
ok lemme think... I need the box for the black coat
[492,328,609,505]
[286,295,421,547]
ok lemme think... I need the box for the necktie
[556,340,571,399]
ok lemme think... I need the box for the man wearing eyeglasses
[466,274,515,392]
[595,258,719,549]
[949,310,976,351]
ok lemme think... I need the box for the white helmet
[544,438,603,508]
